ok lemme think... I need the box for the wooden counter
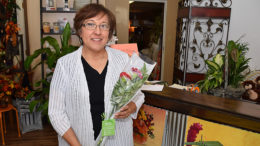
[143,87,260,133]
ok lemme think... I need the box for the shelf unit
[39,0,78,79]
[173,0,232,85]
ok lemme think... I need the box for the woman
[48,4,144,146]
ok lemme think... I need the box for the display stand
[173,0,232,85]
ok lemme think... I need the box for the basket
[14,98,43,134]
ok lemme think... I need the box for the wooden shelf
[143,87,260,133]
[178,7,231,18]
[41,7,77,13]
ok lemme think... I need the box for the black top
[81,56,108,140]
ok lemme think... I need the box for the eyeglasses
[82,22,110,31]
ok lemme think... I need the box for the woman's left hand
[114,101,137,119]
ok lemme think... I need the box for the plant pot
[208,88,225,97]
[225,85,245,99]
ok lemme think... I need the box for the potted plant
[225,40,250,99]
[24,23,78,116]
[196,54,224,95]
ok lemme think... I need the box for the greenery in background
[227,40,250,88]
[24,23,78,116]
[196,54,224,93]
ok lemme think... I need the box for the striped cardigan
[48,46,144,146]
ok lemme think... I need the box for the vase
[0,96,9,108]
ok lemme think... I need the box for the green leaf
[213,54,224,67]
[38,100,49,112]
[206,60,220,71]
[29,100,39,113]
[24,49,47,70]
[25,91,36,100]
[46,54,57,68]
[185,141,223,146]
[61,23,71,50]
[42,36,61,55]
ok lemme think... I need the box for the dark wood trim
[143,87,260,133]
[174,68,205,83]
[191,7,231,18]
[178,7,189,18]
[23,0,30,56]
[178,7,231,18]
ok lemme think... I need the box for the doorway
[129,0,165,80]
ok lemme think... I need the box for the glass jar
[53,22,60,33]
[43,22,50,33]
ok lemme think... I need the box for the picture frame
[46,0,56,11]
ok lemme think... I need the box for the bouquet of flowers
[96,53,156,146]
[133,105,155,144]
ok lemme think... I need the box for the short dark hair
[74,4,116,40]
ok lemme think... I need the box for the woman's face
[80,13,110,52]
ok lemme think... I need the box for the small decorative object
[58,18,68,32]
[133,106,155,144]
[256,76,260,90]
[43,22,51,33]
[242,79,260,104]
[46,0,56,11]
[53,22,60,33]
[63,0,70,11]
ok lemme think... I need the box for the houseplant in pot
[24,23,78,116]
[225,40,250,99]
[196,54,224,96]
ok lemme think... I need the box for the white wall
[229,0,260,70]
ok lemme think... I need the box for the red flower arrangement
[133,106,155,144]
[5,21,20,47]
[186,123,203,146]
[0,74,31,107]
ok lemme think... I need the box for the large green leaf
[41,36,61,55]
[61,23,71,51]
[46,53,58,69]
[25,91,36,100]
[29,100,40,113]
[24,49,47,70]
[213,54,224,67]
[206,60,220,71]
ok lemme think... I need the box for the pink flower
[187,123,203,146]
[131,67,143,79]
[120,72,132,80]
